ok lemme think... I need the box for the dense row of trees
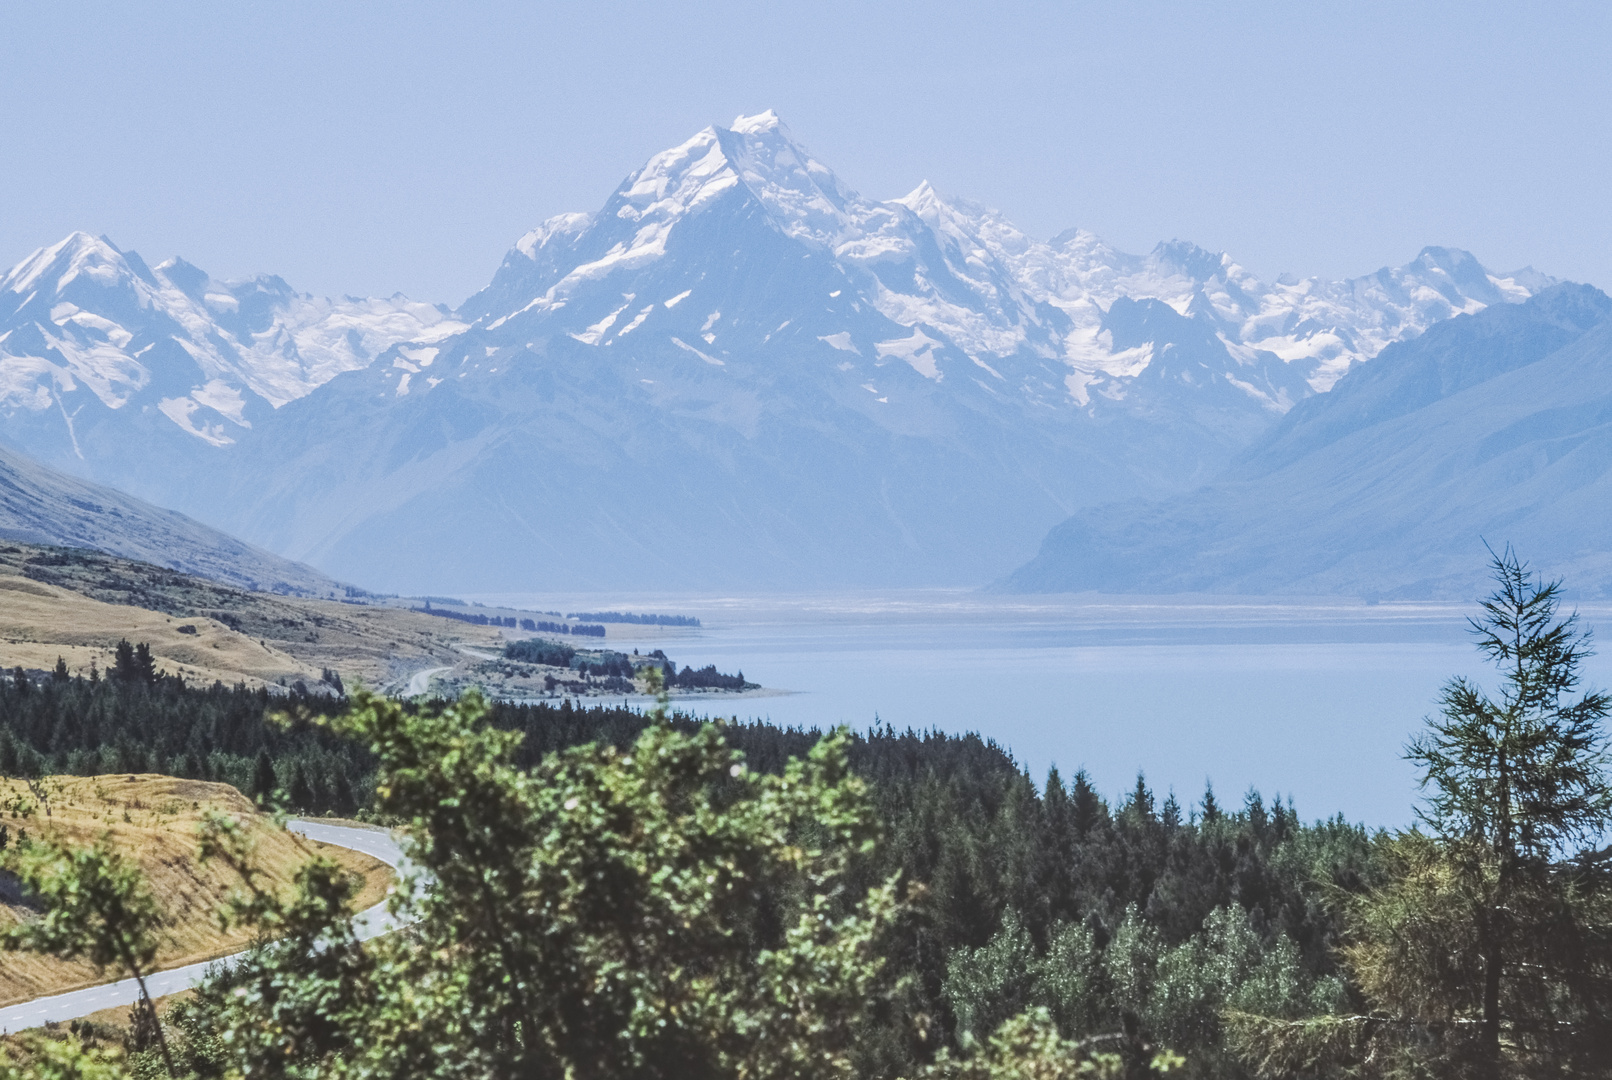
[3,686,1187,1079]
[565,610,702,627]
[497,642,751,690]
[0,668,1360,1071]
[666,663,754,690]
[533,620,606,637]
[627,648,753,690]
[415,604,608,636]
[0,683,1381,1074]
[501,640,577,667]
[0,672,365,815]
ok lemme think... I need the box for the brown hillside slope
[0,775,391,1006]
[0,544,500,692]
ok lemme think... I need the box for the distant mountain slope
[0,442,346,596]
[1002,284,1612,597]
[460,114,1544,401]
[0,114,1550,591]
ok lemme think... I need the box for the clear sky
[3,1,1608,306]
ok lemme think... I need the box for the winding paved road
[0,820,406,1033]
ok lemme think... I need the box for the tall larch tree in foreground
[1404,545,1612,1073]
[1230,546,1612,1078]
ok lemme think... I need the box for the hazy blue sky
[3,1,1608,305]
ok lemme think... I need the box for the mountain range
[0,112,1561,593]
[1003,283,1612,598]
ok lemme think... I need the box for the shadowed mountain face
[0,443,344,597]
[0,114,1547,592]
[1003,284,1612,598]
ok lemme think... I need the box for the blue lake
[469,591,1612,828]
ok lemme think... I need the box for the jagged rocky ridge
[0,232,461,457]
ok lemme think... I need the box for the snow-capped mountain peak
[3,231,129,301]
[514,213,593,259]
[605,109,865,255]
[468,112,876,329]
[459,111,1552,424]
[728,107,784,136]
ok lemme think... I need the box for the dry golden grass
[0,544,501,692]
[0,574,320,692]
[0,775,393,1007]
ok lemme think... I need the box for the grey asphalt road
[404,665,451,696]
[0,820,408,1034]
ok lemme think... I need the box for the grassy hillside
[0,543,501,693]
[0,774,391,1006]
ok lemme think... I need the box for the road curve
[0,820,406,1034]
[404,665,451,696]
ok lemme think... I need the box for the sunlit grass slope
[0,775,391,1006]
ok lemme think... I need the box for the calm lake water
[469,591,1612,828]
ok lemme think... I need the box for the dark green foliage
[0,671,361,814]
[1411,545,1612,859]
[565,610,701,627]
[576,654,634,678]
[1,833,178,1073]
[429,603,606,636]
[1406,546,1612,1072]
[668,663,753,690]
[111,639,157,685]
[1227,549,1612,1080]
[250,749,277,802]
[170,691,907,1080]
[320,667,345,695]
[483,705,1376,1073]
[414,604,521,628]
[288,761,314,810]
[501,639,576,667]
[0,672,1376,1073]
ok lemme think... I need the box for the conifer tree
[251,748,277,804]
[1404,545,1612,1073]
[1229,547,1612,1078]
[288,762,314,811]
